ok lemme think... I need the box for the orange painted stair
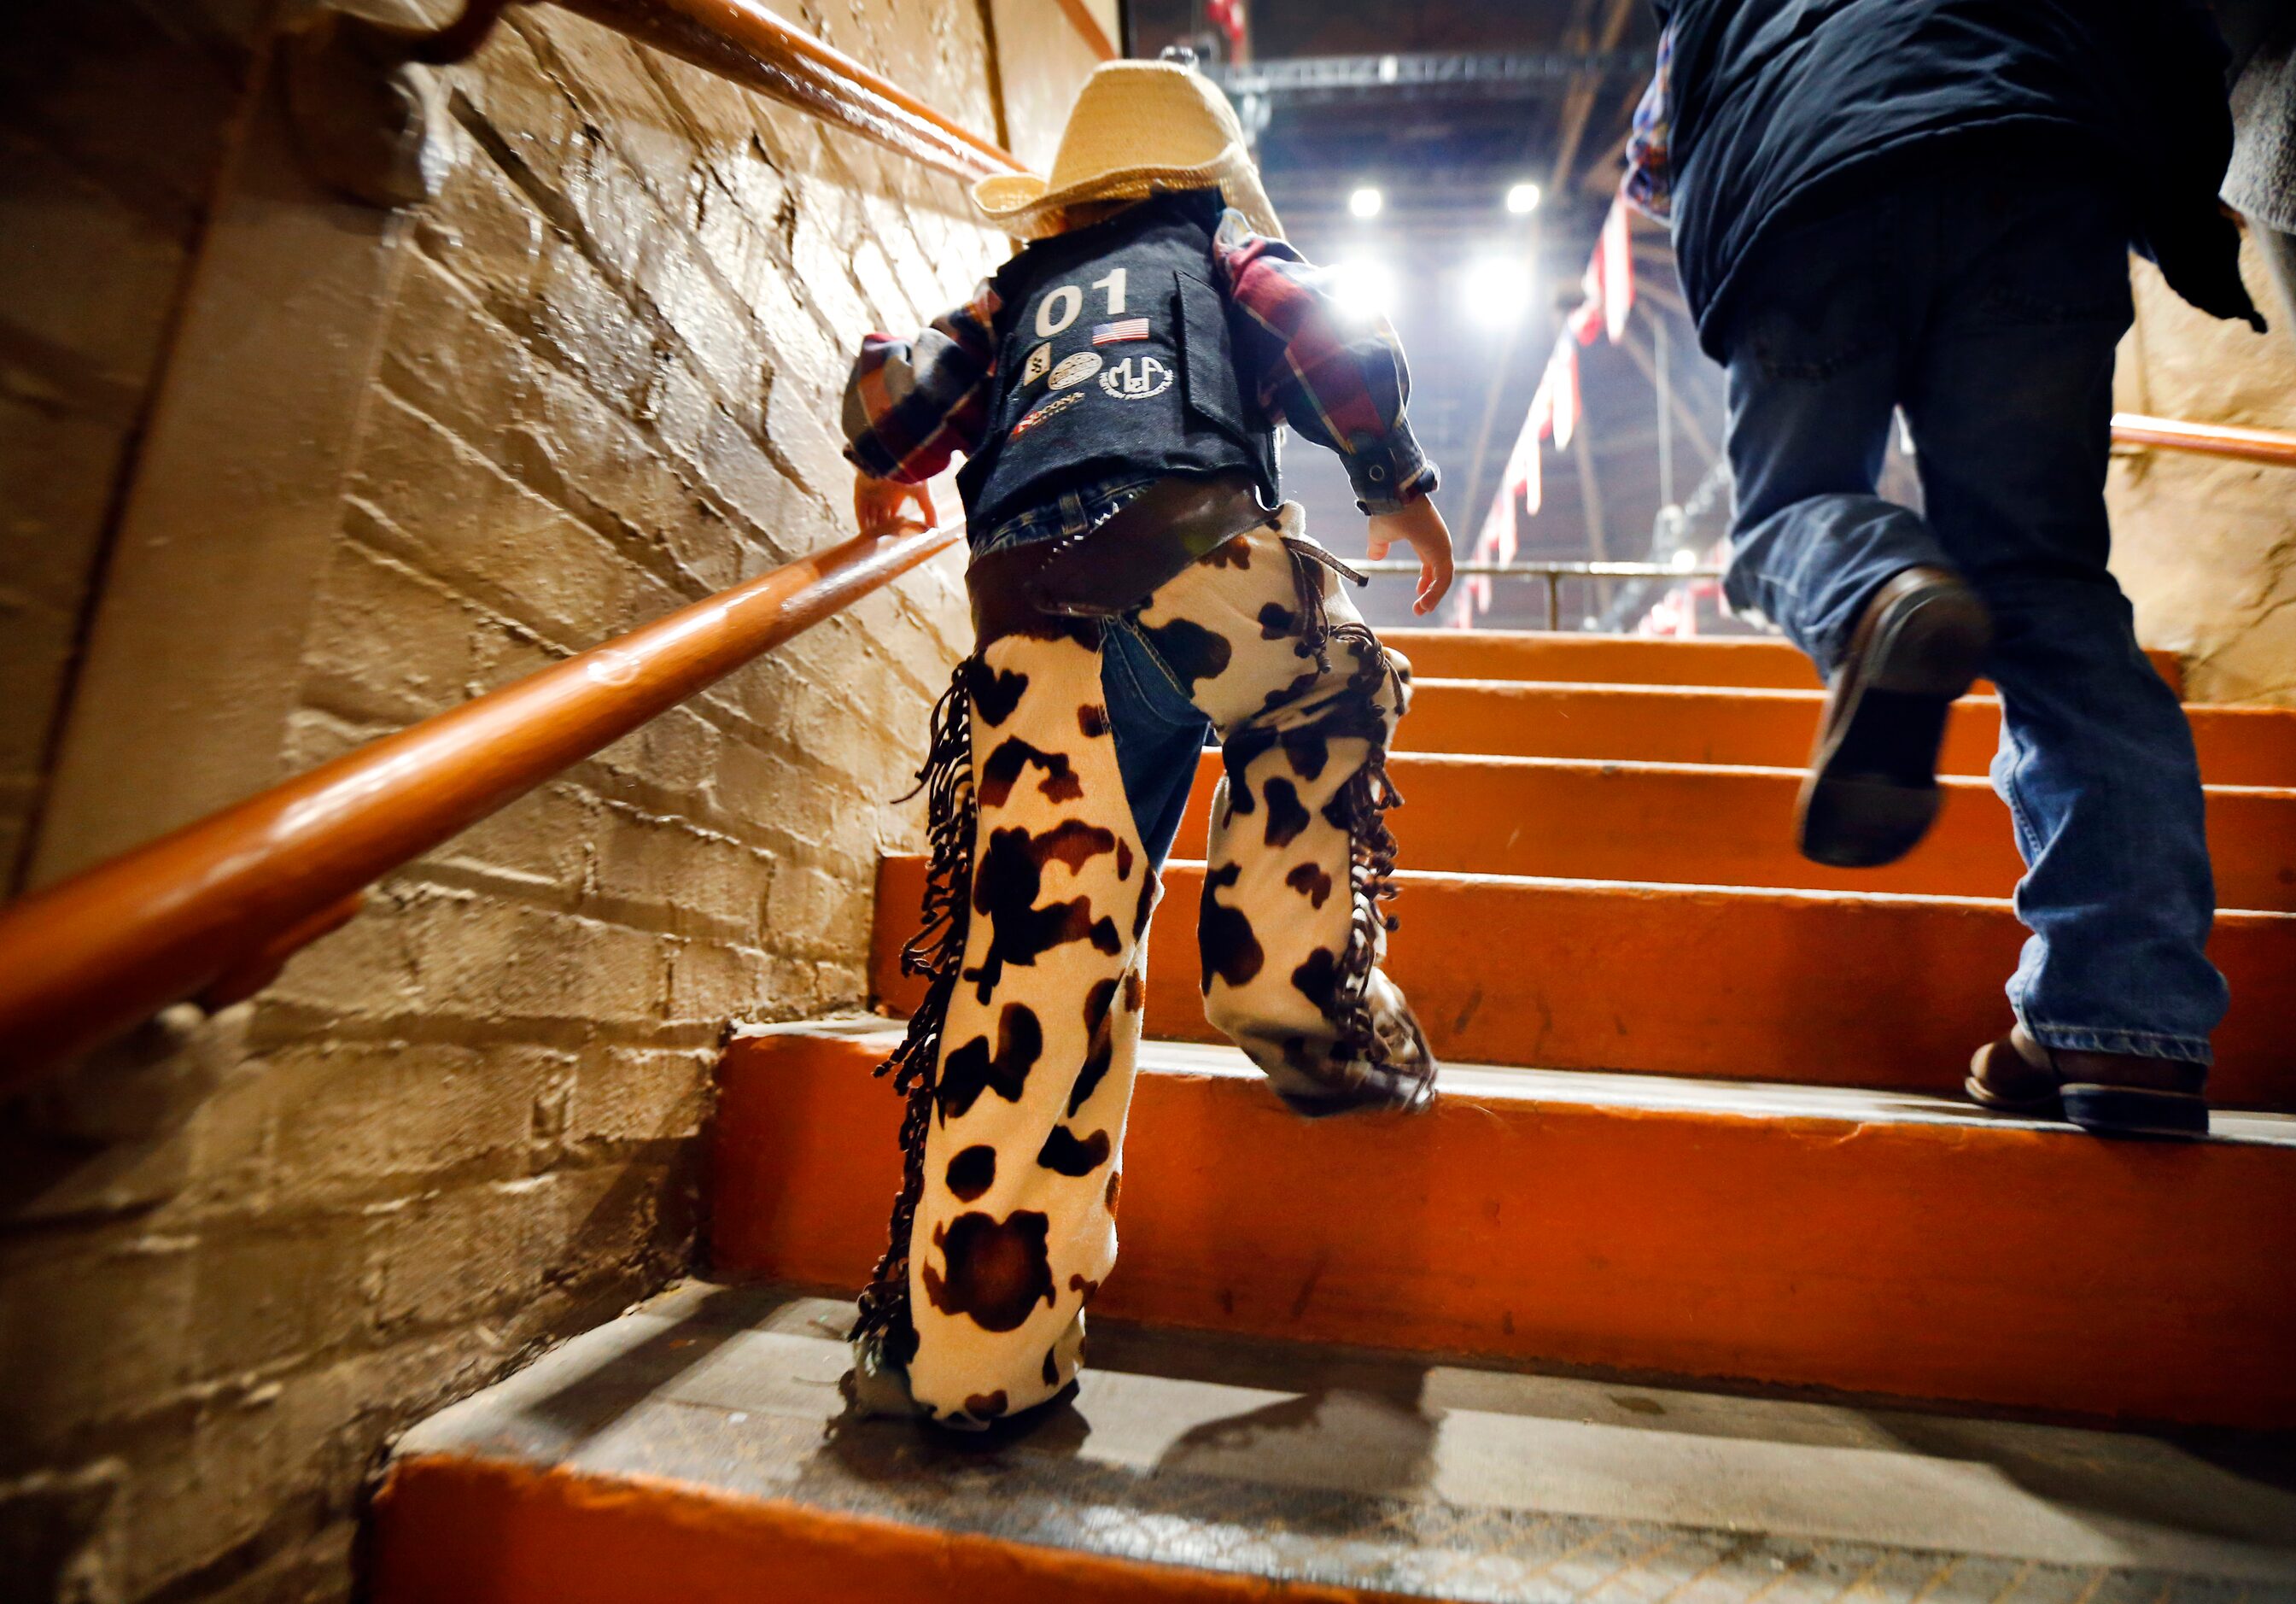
[1380,626,2187,699]
[371,624,2296,1593]
[1173,750,2296,910]
[872,856,2296,1109]
[710,1023,2296,1430]
[1397,680,2296,787]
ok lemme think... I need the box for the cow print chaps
[852,504,1434,1428]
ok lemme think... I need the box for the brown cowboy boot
[1967,1024,2210,1139]
[1797,565,1993,869]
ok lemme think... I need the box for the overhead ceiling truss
[1206,48,1653,108]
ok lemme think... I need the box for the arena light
[1505,181,1543,215]
[1329,257,1397,321]
[1462,257,1533,328]
[1671,547,1699,571]
[1348,184,1385,220]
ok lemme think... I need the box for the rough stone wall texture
[0,1,1007,1598]
[0,0,265,889]
[2112,231,2296,706]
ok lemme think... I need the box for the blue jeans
[973,477,1214,872]
[1718,165,2226,1067]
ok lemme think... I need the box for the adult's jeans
[1718,163,2226,1066]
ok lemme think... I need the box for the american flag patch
[1092,318,1150,344]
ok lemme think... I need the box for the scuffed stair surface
[732,1016,2296,1144]
[869,860,2296,1105]
[373,1281,2296,1603]
[1376,627,2186,699]
[1396,680,2296,787]
[710,1024,2296,1428]
[1171,751,2296,910]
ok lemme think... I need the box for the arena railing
[2109,412,2296,469]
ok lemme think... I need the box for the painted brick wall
[2111,237,2296,706]
[0,1,1008,1597]
[0,0,264,889]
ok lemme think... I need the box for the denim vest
[955,189,1281,537]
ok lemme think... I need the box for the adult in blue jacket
[1634,0,2265,1138]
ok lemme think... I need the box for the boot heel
[1796,570,1991,869]
[2059,1082,2211,1139]
[1868,587,1992,698]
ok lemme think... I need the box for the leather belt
[967,471,1276,647]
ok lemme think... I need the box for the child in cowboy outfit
[839,54,1456,1430]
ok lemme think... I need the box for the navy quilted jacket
[1655,0,2260,353]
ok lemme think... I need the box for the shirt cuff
[844,439,905,482]
[1347,426,1439,515]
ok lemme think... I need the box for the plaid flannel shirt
[841,208,1439,516]
[1622,24,1676,221]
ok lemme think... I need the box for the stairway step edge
[1415,676,1847,699]
[875,854,2296,922]
[727,1018,2296,1149]
[1412,678,2292,717]
[378,1279,2296,1593]
[1359,750,2296,797]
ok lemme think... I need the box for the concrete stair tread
[1396,680,2296,786]
[1363,750,2296,792]
[1176,752,2296,910]
[870,857,2296,1104]
[1406,677,2271,706]
[1418,676,1893,698]
[373,1279,2296,1601]
[1176,860,2294,918]
[1381,629,2186,698]
[750,1016,2296,1150]
[883,850,2296,925]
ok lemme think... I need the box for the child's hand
[855,471,938,536]
[1367,496,1455,616]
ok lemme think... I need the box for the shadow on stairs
[371,1281,2296,1602]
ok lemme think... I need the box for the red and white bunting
[1544,341,1580,451]
[1459,198,1642,629]
[1475,488,1511,570]
[1600,197,1635,342]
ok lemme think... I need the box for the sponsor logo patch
[1092,318,1151,345]
[1012,390,1084,438]
[1100,354,1174,400]
[1022,342,1052,385]
[1049,350,1102,390]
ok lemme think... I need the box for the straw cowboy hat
[972,57,1284,241]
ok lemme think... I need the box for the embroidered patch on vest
[1022,342,1052,385]
[1013,391,1084,437]
[1100,354,1174,400]
[1049,350,1102,390]
[1092,318,1150,344]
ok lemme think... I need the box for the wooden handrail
[315,0,1028,185]
[1051,0,1119,62]
[2111,413,2296,468]
[552,0,1027,182]
[0,523,962,1082]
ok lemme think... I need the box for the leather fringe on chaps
[850,659,977,1363]
[1277,540,1425,1098]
